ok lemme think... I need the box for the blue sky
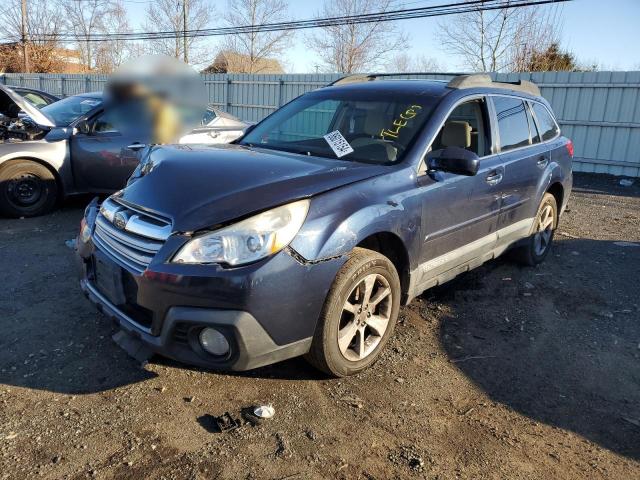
[125,0,640,72]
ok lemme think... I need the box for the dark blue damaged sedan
[76,74,573,376]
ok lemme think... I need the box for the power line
[23,0,572,43]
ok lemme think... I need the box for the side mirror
[76,120,91,135]
[427,146,480,176]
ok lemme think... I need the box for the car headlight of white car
[172,199,309,266]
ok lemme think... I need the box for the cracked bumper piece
[81,279,313,370]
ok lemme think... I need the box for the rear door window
[532,103,559,141]
[493,96,531,152]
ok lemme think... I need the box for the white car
[179,107,248,144]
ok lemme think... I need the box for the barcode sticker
[323,130,354,158]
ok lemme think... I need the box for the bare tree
[144,0,213,66]
[386,52,442,73]
[221,0,292,74]
[306,0,407,73]
[94,1,134,73]
[0,0,65,72]
[60,0,115,71]
[438,1,563,72]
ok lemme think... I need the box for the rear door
[491,96,548,243]
[70,110,146,191]
[416,96,503,283]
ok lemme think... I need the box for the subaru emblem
[113,212,127,230]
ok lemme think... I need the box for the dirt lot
[1,172,639,480]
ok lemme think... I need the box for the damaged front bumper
[76,203,345,371]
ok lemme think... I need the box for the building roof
[203,51,284,74]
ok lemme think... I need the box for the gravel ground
[0,172,639,480]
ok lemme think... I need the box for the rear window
[493,96,531,152]
[532,103,559,141]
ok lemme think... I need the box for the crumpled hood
[117,143,388,232]
[0,84,55,127]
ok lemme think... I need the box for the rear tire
[305,247,401,377]
[513,193,558,266]
[0,160,58,217]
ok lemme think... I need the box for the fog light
[199,328,230,356]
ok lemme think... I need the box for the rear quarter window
[532,103,559,141]
[493,96,531,152]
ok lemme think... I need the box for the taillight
[566,140,574,158]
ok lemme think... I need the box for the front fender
[289,167,422,268]
[0,138,73,194]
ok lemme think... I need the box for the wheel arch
[356,231,410,298]
[546,181,563,211]
[0,156,65,197]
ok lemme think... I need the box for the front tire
[305,247,401,377]
[513,192,558,266]
[0,160,58,217]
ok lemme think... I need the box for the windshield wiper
[243,142,351,161]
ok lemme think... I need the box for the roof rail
[328,72,467,86]
[327,73,541,96]
[446,74,541,96]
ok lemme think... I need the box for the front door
[70,110,146,192]
[416,97,503,286]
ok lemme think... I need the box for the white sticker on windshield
[323,130,354,158]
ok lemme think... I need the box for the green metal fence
[2,71,639,177]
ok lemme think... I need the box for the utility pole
[21,0,30,73]
[183,0,188,64]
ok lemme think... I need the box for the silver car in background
[0,85,247,217]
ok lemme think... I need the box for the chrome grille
[92,199,171,273]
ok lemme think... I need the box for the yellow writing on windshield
[380,105,422,140]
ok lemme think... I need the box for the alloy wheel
[338,273,393,361]
[533,204,554,256]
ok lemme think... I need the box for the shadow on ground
[430,238,640,460]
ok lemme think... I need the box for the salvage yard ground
[1,173,639,479]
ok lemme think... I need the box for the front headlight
[79,218,92,244]
[172,199,309,266]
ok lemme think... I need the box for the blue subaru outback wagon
[76,74,573,376]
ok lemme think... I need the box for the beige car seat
[441,120,471,148]
[350,113,398,162]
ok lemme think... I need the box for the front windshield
[41,95,102,126]
[240,89,438,164]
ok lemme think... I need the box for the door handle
[127,143,147,151]
[485,171,503,185]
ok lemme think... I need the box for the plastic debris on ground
[213,412,241,432]
[253,404,275,419]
